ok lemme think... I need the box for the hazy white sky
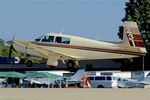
[0,0,129,42]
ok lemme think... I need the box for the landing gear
[66,60,75,69]
[26,60,33,67]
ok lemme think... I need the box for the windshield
[35,35,44,41]
[42,35,54,42]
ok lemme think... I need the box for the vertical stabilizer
[69,68,85,82]
[142,73,150,84]
[123,21,145,48]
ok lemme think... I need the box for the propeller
[8,45,13,58]
[8,35,15,59]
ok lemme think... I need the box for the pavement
[0,88,150,100]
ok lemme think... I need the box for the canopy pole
[142,56,145,71]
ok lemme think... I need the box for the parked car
[87,75,118,88]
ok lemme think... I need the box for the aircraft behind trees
[7,21,147,69]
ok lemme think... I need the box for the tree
[0,38,5,56]
[0,38,5,49]
[117,0,150,70]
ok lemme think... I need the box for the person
[11,78,16,88]
[19,78,23,88]
[30,78,33,88]
[4,77,7,87]
[1,79,4,88]
[0,78,4,88]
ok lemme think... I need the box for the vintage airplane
[7,21,147,69]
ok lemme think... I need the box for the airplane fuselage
[12,33,145,61]
[8,21,147,68]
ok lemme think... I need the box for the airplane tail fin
[123,21,145,48]
[141,72,150,84]
[69,67,85,81]
[122,21,147,54]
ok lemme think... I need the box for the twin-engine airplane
[7,21,147,69]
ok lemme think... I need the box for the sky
[0,0,129,42]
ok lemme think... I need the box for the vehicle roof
[88,75,115,77]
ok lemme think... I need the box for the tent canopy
[0,72,26,78]
[25,72,61,79]
[0,72,61,79]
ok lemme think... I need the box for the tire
[66,60,75,69]
[98,85,104,88]
[26,60,33,67]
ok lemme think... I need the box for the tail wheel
[26,60,33,67]
[67,60,75,69]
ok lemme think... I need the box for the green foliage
[0,38,5,49]
[0,38,5,56]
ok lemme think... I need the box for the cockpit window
[55,37,70,44]
[42,35,54,42]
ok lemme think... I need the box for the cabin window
[42,36,54,42]
[55,37,70,44]
[95,76,105,80]
[88,77,94,80]
[106,76,112,80]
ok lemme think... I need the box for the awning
[25,72,61,79]
[0,72,25,78]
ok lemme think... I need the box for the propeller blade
[8,45,13,58]
[12,35,15,41]
[8,35,15,59]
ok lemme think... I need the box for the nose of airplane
[6,40,15,58]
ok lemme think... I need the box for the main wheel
[26,60,33,67]
[66,60,75,69]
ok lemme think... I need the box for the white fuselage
[12,33,139,60]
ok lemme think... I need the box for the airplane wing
[139,81,150,85]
